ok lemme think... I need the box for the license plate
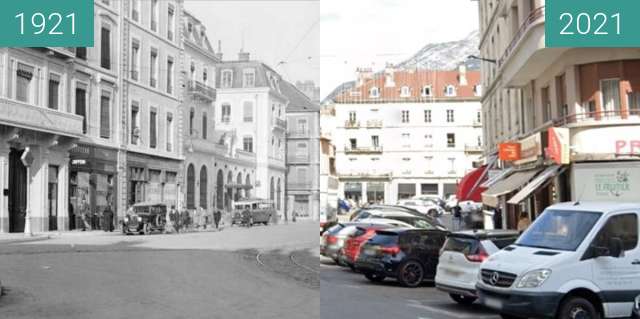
[484,297,502,310]
[363,248,376,256]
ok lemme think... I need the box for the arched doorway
[216,170,223,210]
[276,178,282,211]
[9,148,27,233]
[199,166,207,209]
[186,164,195,209]
[235,172,242,201]
[225,171,233,211]
[245,174,251,198]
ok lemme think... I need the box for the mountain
[396,30,480,71]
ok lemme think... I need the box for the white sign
[572,162,640,201]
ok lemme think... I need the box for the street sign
[498,143,521,161]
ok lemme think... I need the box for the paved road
[0,222,319,319]
[320,256,500,319]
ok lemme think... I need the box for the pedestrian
[214,210,222,230]
[181,209,190,232]
[171,206,181,233]
[103,205,114,232]
[452,204,462,231]
[493,207,503,230]
[517,211,531,233]
[80,197,91,231]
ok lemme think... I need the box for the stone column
[0,144,9,233]
[58,157,70,231]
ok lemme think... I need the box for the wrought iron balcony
[366,119,383,128]
[344,145,383,154]
[187,80,216,101]
[345,120,360,129]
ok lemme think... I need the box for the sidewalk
[0,233,52,245]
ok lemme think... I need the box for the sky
[184,0,320,86]
[320,0,480,99]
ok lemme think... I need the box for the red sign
[499,143,521,161]
[547,127,570,165]
[616,140,640,155]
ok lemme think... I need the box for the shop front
[69,144,118,231]
[572,161,640,202]
[126,152,181,209]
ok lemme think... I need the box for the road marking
[406,301,498,319]
[290,253,320,274]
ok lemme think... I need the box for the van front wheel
[557,297,600,319]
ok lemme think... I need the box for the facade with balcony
[283,81,320,220]
[320,105,339,221]
[477,0,640,229]
[332,67,483,205]
[214,57,287,220]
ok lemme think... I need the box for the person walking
[517,211,531,233]
[493,207,503,230]
[452,204,462,231]
[80,197,91,231]
[213,210,222,230]
[103,205,114,232]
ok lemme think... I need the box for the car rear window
[490,236,519,249]
[326,224,344,235]
[369,232,399,245]
[443,236,479,254]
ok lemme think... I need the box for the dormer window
[400,86,410,97]
[445,85,456,97]
[222,70,233,88]
[421,85,432,97]
[188,23,193,33]
[369,87,380,98]
[243,69,255,88]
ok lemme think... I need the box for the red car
[339,225,392,270]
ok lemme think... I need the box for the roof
[183,11,215,54]
[322,80,356,105]
[334,69,481,103]
[280,80,320,112]
[215,60,283,91]
[547,202,640,213]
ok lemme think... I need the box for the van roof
[549,201,640,214]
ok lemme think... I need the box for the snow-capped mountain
[396,30,480,71]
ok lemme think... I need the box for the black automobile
[355,227,448,287]
[122,202,167,235]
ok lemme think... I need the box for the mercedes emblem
[489,272,500,286]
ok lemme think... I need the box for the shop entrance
[9,148,27,233]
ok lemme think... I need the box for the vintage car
[122,202,168,235]
[230,199,275,226]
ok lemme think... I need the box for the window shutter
[101,28,111,69]
[150,110,157,148]
[100,95,110,138]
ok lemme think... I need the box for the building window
[445,85,456,97]
[422,85,432,97]
[167,113,174,151]
[166,57,174,94]
[476,111,482,123]
[150,49,158,88]
[222,70,233,88]
[601,79,621,114]
[371,135,379,148]
[48,74,60,110]
[221,103,231,123]
[243,69,255,88]
[400,86,410,97]
[150,0,158,32]
[167,4,175,41]
[131,40,140,80]
[149,109,157,149]
[100,27,111,70]
[629,92,640,115]
[76,47,87,60]
[75,86,87,134]
[401,110,410,123]
[370,87,380,98]
[243,101,254,122]
[424,110,431,123]
[447,133,456,148]
[446,109,455,122]
[402,133,410,148]
[186,164,195,209]
[131,101,140,144]
[243,137,253,153]
[203,68,208,83]
[131,0,140,22]
[200,166,208,209]
[424,134,433,148]
[448,158,456,173]
[348,111,356,123]
[297,118,308,133]
[100,91,111,139]
[202,113,208,139]
[296,143,308,157]
[189,108,195,136]
[349,138,357,149]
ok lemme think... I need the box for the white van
[477,202,640,319]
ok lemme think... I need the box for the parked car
[412,195,446,208]
[352,208,445,230]
[349,204,425,220]
[122,202,167,235]
[397,199,444,217]
[435,229,519,305]
[355,228,448,287]
[230,199,275,226]
[477,202,640,319]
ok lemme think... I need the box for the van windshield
[516,209,602,251]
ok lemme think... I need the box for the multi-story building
[180,11,220,214]
[214,55,287,221]
[332,66,483,205]
[477,0,640,229]
[282,81,320,220]
[120,0,184,216]
[320,105,339,221]
[295,80,321,104]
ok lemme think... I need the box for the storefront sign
[547,127,570,165]
[615,140,640,156]
[573,162,640,201]
[499,143,521,161]
[572,125,639,159]
[515,133,542,165]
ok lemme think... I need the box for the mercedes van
[477,202,640,319]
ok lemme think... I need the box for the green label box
[0,0,93,47]
[546,0,640,48]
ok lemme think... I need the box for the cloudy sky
[321,0,479,98]
[184,0,320,86]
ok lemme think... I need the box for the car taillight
[326,236,338,245]
[465,247,488,263]
[380,246,401,256]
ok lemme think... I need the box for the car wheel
[143,223,150,235]
[557,297,601,319]
[397,260,424,288]
[449,294,476,305]
[364,272,385,283]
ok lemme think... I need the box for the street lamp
[468,55,497,64]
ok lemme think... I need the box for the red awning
[456,165,488,202]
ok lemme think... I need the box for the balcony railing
[345,120,360,129]
[272,118,286,130]
[497,6,546,68]
[552,109,640,127]
[472,120,482,127]
[465,144,484,153]
[187,80,216,101]
[46,47,76,59]
[344,146,383,154]
[366,119,383,128]
[340,170,392,179]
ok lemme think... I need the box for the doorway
[9,148,27,233]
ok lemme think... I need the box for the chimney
[384,63,395,87]
[356,67,373,86]
[215,40,223,61]
[238,49,250,62]
[458,64,468,86]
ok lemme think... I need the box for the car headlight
[124,217,129,223]
[137,216,142,222]
[516,269,551,288]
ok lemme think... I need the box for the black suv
[355,228,448,287]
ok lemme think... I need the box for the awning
[482,169,541,207]
[456,165,488,202]
[507,165,566,205]
[481,167,515,188]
